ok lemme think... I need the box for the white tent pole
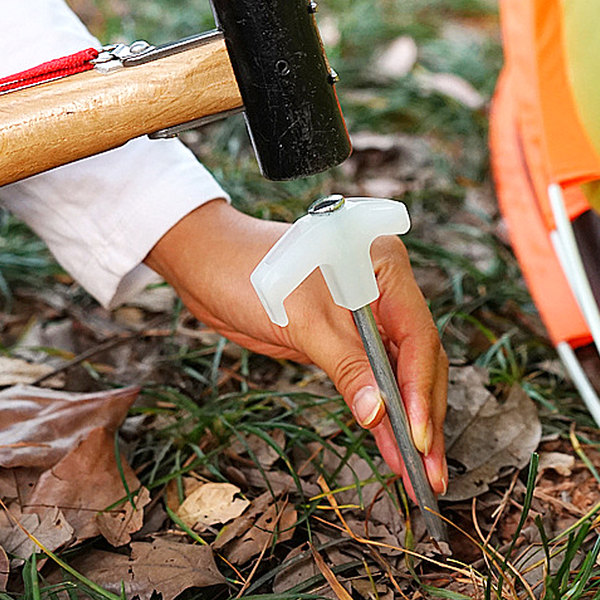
[556,341,600,428]
[548,183,600,357]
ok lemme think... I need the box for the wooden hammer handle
[0,37,242,187]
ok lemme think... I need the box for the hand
[145,199,448,496]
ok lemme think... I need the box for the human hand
[145,199,448,496]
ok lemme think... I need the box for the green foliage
[0,210,61,307]
[94,0,216,44]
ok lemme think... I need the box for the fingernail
[353,386,384,428]
[414,418,434,456]
[440,456,449,496]
[440,476,448,496]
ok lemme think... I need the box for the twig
[31,334,135,385]
[31,325,172,385]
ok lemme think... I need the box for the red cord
[0,47,99,94]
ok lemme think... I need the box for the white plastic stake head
[250,195,410,326]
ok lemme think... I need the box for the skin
[144,199,448,496]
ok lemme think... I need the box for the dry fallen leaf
[0,356,64,387]
[96,486,151,547]
[25,427,143,544]
[0,507,73,565]
[243,467,319,497]
[212,491,272,549]
[0,385,139,469]
[230,429,286,468]
[165,476,203,513]
[538,452,576,477]
[273,544,319,594]
[64,540,225,600]
[177,482,250,530]
[444,367,542,501]
[0,470,19,501]
[0,545,8,591]
[216,498,297,565]
[0,468,44,511]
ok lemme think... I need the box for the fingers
[423,352,449,494]
[371,409,446,500]
[367,236,448,494]
[371,418,416,502]
[371,236,447,454]
[294,271,447,496]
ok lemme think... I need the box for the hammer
[0,0,351,187]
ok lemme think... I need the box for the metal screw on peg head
[308,193,345,215]
[250,195,449,544]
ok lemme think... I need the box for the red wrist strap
[0,47,99,95]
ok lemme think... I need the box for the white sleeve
[0,0,230,309]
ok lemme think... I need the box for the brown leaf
[212,492,272,549]
[165,476,202,513]
[0,507,73,565]
[0,470,19,501]
[0,385,139,469]
[299,441,391,514]
[177,482,249,530]
[0,357,64,388]
[416,70,486,109]
[0,545,7,591]
[96,486,151,547]
[219,499,297,565]
[25,427,142,544]
[66,540,225,600]
[273,544,319,594]
[243,467,319,496]
[538,452,576,477]
[230,429,286,468]
[0,468,44,508]
[444,367,542,501]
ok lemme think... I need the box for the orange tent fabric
[534,0,600,193]
[497,0,597,229]
[490,0,595,348]
[490,69,592,348]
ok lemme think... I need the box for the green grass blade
[556,525,591,593]
[563,535,600,599]
[113,431,135,510]
[498,452,539,596]
[165,506,208,546]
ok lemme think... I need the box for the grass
[2,0,600,598]
[0,212,61,309]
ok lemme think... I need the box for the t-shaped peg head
[250,195,410,327]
